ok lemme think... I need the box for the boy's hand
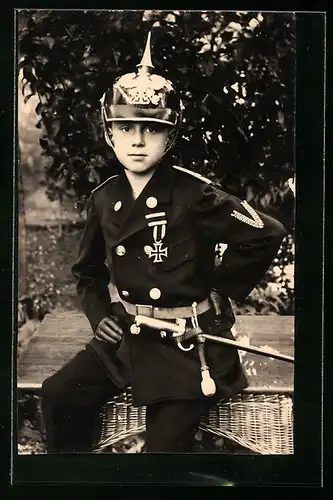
[95,316,123,344]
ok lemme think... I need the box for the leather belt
[120,298,211,319]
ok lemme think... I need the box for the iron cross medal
[149,241,168,263]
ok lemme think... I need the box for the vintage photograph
[16,9,296,458]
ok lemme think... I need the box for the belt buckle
[136,304,154,318]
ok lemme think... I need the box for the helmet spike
[137,31,154,73]
[101,29,181,141]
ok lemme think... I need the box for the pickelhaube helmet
[100,31,182,152]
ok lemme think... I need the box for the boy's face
[110,121,171,174]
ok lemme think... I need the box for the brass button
[114,201,122,212]
[115,245,126,256]
[149,287,161,300]
[144,245,152,256]
[146,196,158,209]
[121,290,129,297]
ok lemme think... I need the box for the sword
[134,315,294,364]
[202,333,294,364]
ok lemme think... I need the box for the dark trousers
[41,346,214,453]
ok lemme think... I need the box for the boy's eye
[119,125,132,132]
[144,125,158,133]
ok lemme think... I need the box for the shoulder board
[172,165,212,184]
[91,174,119,194]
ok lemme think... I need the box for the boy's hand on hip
[95,316,123,344]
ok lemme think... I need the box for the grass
[22,223,83,313]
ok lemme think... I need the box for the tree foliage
[18,9,295,231]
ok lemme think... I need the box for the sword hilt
[134,315,186,335]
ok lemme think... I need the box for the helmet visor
[103,104,178,127]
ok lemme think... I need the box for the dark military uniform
[40,161,286,453]
[72,161,286,405]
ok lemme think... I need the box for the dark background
[15,10,296,455]
[0,8,326,488]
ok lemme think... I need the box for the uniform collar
[109,160,174,246]
[117,159,173,205]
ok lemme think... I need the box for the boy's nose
[132,126,145,146]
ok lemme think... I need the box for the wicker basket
[93,389,294,455]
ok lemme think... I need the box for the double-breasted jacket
[71,162,286,406]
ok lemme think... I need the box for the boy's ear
[104,125,115,150]
[108,126,115,142]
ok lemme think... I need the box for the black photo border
[0,7,327,490]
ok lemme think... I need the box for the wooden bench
[17,311,294,454]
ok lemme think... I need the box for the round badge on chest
[144,245,152,256]
[149,287,161,300]
[115,245,126,256]
[114,201,122,212]
[146,196,158,209]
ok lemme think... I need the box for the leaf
[23,93,34,104]
[35,102,46,115]
[199,59,215,76]
[88,169,100,184]
[82,55,101,68]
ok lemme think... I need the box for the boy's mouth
[128,153,147,157]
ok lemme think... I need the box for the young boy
[41,32,286,453]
